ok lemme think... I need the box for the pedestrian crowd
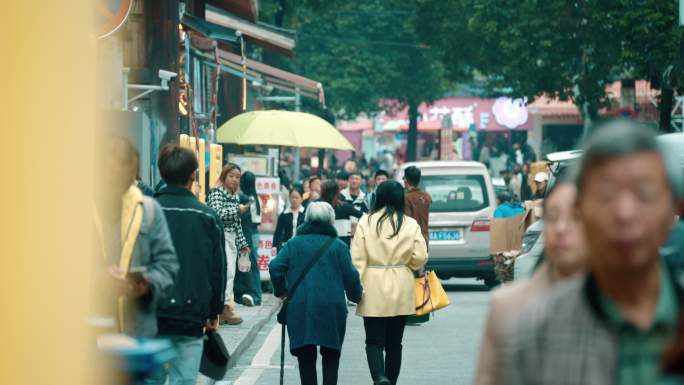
[94,117,684,385]
[94,133,431,385]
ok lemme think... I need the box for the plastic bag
[237,251,251,272]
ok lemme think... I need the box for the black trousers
[292,345,341,385]
[363,316,408,385]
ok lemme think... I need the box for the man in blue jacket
[149,144,227,385]
[493,189,526,218]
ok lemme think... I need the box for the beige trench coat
[351,210,428,317]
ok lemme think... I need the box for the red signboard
[339,97,533,133]
[379,97,532,131]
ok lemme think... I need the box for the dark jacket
[239,192,258,241]
[269,221,363,352]
[405,187,432,249]
[272,207,305,250]
[333,202,363,246]
[154,186,227,336]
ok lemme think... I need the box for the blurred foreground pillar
[0,2,98,385]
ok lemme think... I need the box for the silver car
[513,219,545,280]
[397,161,498,287]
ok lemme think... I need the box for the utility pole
[293,90,302,181]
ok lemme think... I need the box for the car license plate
[429,230,461,241]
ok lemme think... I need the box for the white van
[397,161,498,287]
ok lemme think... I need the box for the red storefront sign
[339,97,533,132]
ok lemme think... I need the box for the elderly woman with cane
[269,202,363,385]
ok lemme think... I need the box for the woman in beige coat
[474,177,587,385]
[351,180,427,385]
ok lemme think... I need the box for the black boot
[295,347,318,385]
[366,345,390,385]
[321,347,341,385]
[385,344,403,385]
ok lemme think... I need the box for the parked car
[545,150,583,177]
[543,135,684,266]
[513,219,545,281]
[396,161,498,287]
[658,133,684,267]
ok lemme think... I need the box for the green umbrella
[216,110,354,150]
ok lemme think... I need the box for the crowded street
[220,280,488,385]
[5,1,684,385]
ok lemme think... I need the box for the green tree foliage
[617,0,682,131]
[417,0,683,131]
[259,0,449,161]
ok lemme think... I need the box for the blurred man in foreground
[503,120,684,385]
[94,137,178,339]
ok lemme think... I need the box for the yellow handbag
[415,271,450,316]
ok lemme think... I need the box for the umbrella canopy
[216,110,354,150]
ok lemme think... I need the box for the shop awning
[189,45,324,104]
[208,0,258,22]
[182,13,238,45]
[216,48,324,103]
[206,5,295,56]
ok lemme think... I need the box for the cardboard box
[490,213,526,254]
[523,199,544,231]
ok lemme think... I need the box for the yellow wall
[1,3,97,384]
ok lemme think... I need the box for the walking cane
[280,322,286,385]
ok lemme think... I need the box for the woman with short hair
[269,202,363,385]
[352,181,428,385]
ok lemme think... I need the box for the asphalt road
[215,278,491,385]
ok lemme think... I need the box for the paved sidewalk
[197,294,280,384]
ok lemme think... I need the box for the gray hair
[304,201,336,225]
[577,119,684,200]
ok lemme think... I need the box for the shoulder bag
[415,270,450,317]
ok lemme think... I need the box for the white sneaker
[242,294,255,307]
